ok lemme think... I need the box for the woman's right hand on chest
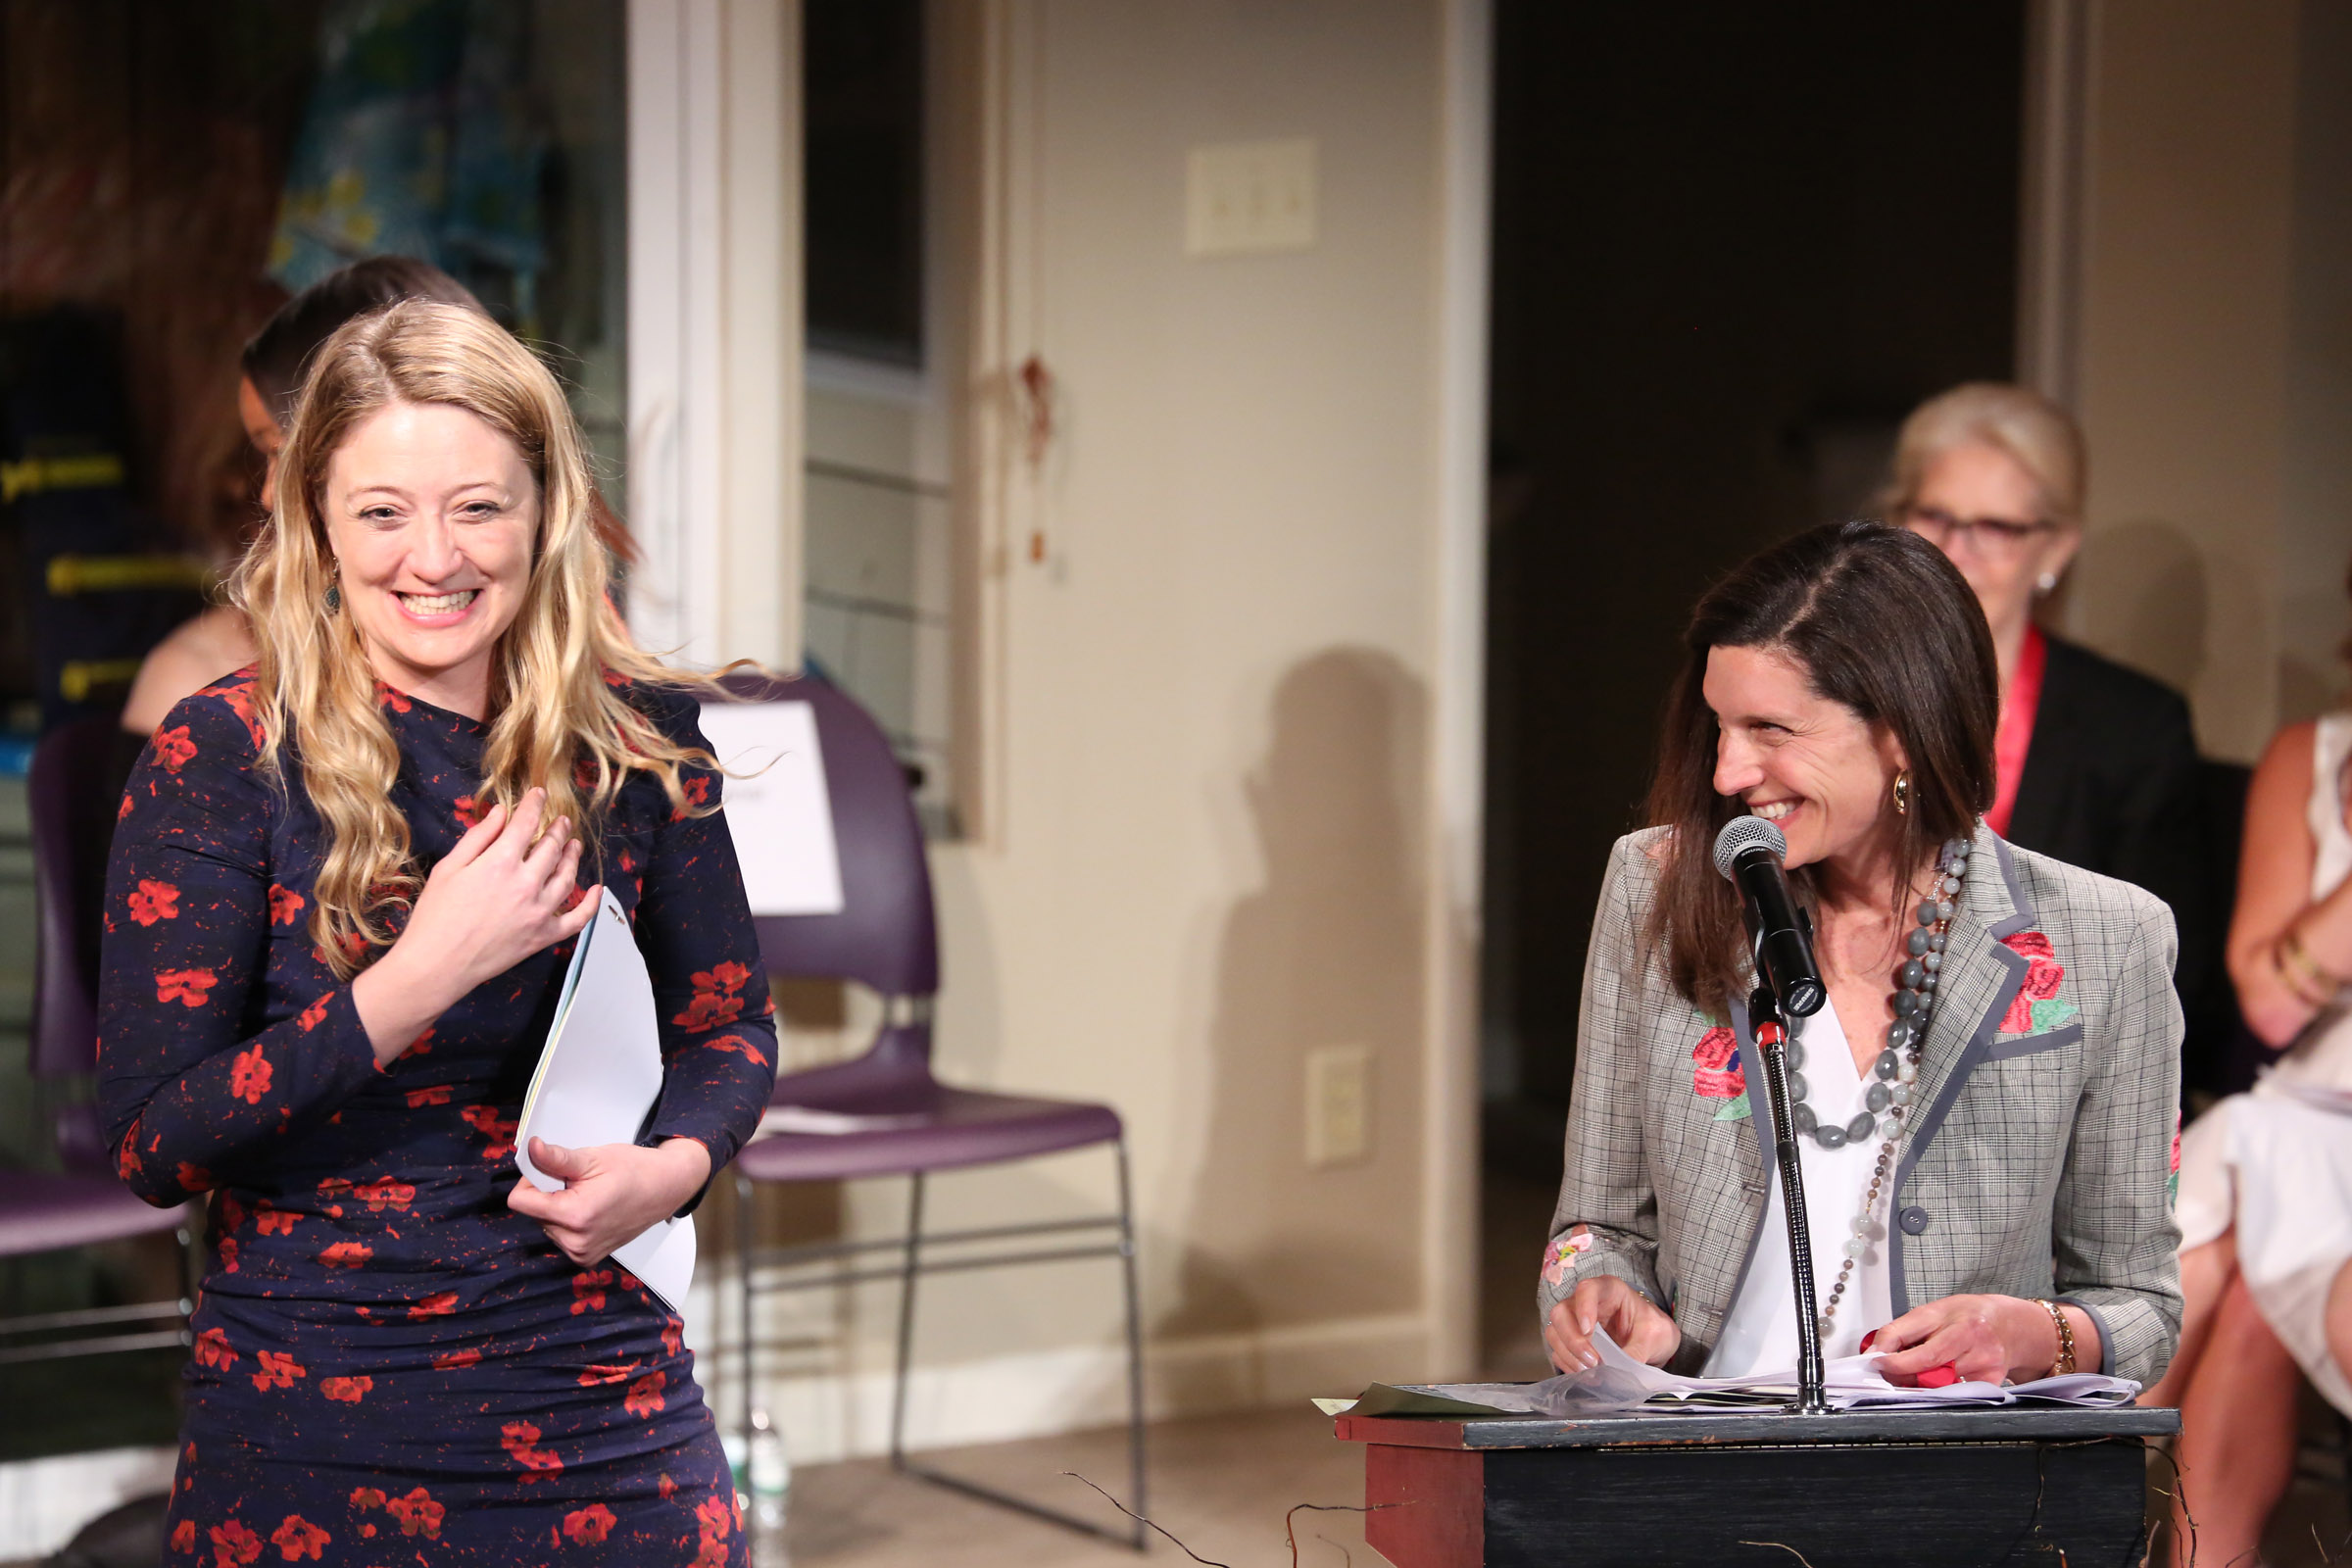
[352,788,601,1064]
[1544,1275,1681,1372]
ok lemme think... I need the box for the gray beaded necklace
[1781,836,1972,1336]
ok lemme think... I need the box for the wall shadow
[1161,648,1428,1345]
[2070,518,2211,700]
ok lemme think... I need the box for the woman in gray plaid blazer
[1540,521,2182,1390]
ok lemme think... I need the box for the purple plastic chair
[721,674,1146,1549]
[1,715,196,1367]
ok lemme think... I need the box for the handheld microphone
[1711,815,1825,1017]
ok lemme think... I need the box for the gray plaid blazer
[1539,822,2184,1387]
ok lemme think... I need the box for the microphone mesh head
[1711,814,1787,881]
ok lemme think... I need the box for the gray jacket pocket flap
[1984,1021,2084,1061]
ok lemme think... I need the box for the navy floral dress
[97,670,779,1567]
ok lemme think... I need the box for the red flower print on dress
[267,884,306,926]
[452,794,485,829]
[356,1177,416,1213]
[127,879,180,925]
[673,959,752,1030]
[153,725,197,774]
[319,1376,371,1403]
[217,1235,240,1273]
[210,679,265,750]
[662,1318,685,1357]
[624,1370,666,1418]
[157,968,219,1007]
[433,1347,482,1370]
[1691,1025,1745,1100]
[374,682,413,714]
[670,774,712,822]
[319,1242,371,1269]
[706,1033,770,1066]
[405,1083,452,1108]
[571,1269,612,1313]
[209,1517,264,1564]
[253,1203,296,1237]
[176,1162,216,1193]
[171,1519,195,1552]
[501,1420,564,1478]
[229,1045,272,1102]
[194,1327,236,1369]
[1997,931,2070,1032]
[578,1360,638,1386]
[384,1488,444,1538]
[408,1291,459,1319]
[461,1104,518,1160]
[564,1503,618,1544]
[296,996,331,1033]
[250,1350,305,1393]
[694,1495,737,1568]
[270,1514,329,1560]
[118,793,134,821]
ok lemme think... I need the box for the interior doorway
[1476,2,2029,1374]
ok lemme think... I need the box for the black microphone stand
[1749,970,1833,1416]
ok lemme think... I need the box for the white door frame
[627,0,803,670]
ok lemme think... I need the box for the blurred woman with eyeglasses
[1884,384,2209,1054]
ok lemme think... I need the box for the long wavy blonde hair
[231,299,715,977]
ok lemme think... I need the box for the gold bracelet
[2279,928,2348,1007]
[2037,1298,2077,1376]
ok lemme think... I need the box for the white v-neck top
[1704,1000,1896,1378]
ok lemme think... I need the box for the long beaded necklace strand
[1777,836,1972,1338]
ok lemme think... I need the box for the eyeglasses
[1899,503,2055,552]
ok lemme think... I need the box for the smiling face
[319,400,538,717]
[1704,643,1909,875]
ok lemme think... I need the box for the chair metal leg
[889,1147,1149,1551]
[738,1172,758,1456]
[1114,1138,1149,1549]
[888,1172,927,1470]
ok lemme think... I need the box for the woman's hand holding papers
[1867,1295,2103,1386]
[1544,1276,1681,1372]
[352,789,601,1067]
[508,1135,711,1266]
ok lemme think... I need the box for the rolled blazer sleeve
[2053,898,2185,1385]
[1540,835,1667,1325]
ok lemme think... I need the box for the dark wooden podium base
[1338,1406,2178,1568]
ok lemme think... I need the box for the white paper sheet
[514,889,696,1311]
[697,700,846,916]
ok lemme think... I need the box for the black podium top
[1337,1403,2180,1450]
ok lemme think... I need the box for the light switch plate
[1186,137,1317,258]
[1305,1043,1371,1168]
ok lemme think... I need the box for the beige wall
[2068,0,2352,758]
[722,0,1483,1461]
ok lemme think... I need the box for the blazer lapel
[1886,826,2035,1312]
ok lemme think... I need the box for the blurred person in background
[122,257,481,734]
[2145,554,2352,1566]
[122,255,633,734]
[1884,385,2210,1052]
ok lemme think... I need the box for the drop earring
[1891,770,1912,816]
[324,573,341,613]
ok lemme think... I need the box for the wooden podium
[1335,1404,2178,1568]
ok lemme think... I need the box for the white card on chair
[697,700,848,916]
[515,888,696,1312]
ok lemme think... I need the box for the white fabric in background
[1707,1000,1896,1379]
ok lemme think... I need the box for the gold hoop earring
[1891,770,1912,816]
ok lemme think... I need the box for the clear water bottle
[746,1407,790,1567]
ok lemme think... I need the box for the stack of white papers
[514,889,696,1312]
[1318,1328,2139,1418]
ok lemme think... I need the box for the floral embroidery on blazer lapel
[1691,1015,1750,1121]
[1993,930,2075,1034]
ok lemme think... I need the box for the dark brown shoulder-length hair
[1645,519,1998,1010]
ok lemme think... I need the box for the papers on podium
[514,888,696,1312]
[1317,1327,2139,1418]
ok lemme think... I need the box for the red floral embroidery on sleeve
[126,879,180,924]
[156,968,218,1007]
